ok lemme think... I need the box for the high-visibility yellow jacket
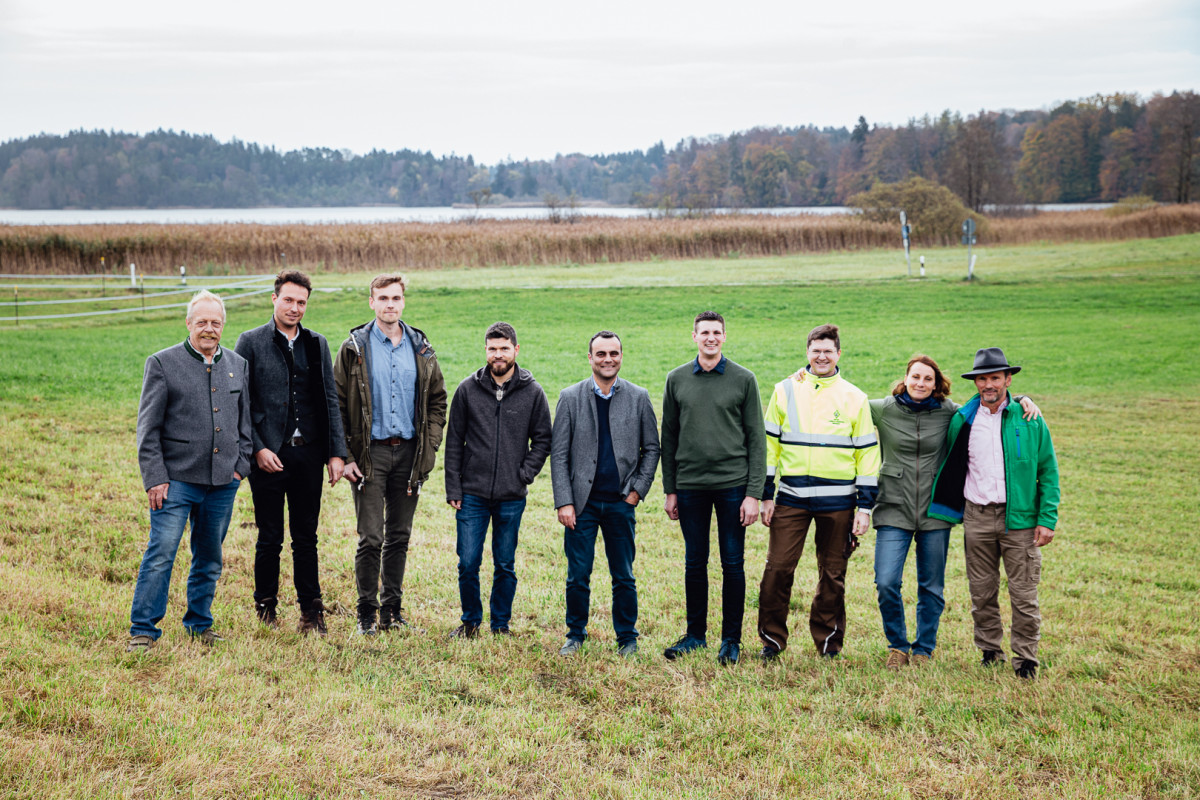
[763,368,880,512]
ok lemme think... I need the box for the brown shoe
[448,623,480,639]
[126,635,156,653]
[910,653,932,667]
[255,599,279,628]
[298,600,328,636]
[885,649,910,670]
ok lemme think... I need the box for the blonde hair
[186,290,226,322]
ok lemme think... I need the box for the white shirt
[964,400,1007,505]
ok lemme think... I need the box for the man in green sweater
[660,311,766,666]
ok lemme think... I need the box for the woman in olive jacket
[870,354,1038,669]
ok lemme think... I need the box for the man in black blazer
[550,330,660,657]
[235,271,346,635]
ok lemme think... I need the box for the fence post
[12,287,16,327]
[130,263,137,289]
[140,277,145,313]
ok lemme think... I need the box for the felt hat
[961,346,1022,379]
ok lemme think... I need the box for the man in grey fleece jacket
[444,321,552,638]
[127,290,252,652]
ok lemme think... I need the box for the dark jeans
[130,478,240,639]
[874,525,950,656]
[249,442,325,610]
[456,494,526,630]
[564,498,639,646]
[676,486,746,644]
[353,439,420,612]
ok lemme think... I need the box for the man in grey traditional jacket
[550,330,660,657]
[127,290,252,652]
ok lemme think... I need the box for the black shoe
[1014,661,1038,680]
[379,604,407,632]
[449,623,480,640]
[663,634,707,660]
[492,627,513,637]
[981,649,1006,666]
[298,600,327,636]
[820,651,840,660]
[356,607,378,637]
[255,598,278,628]
[717,640,740,666]
[760,645,781,663]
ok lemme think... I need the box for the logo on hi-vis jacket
[828,410,848,426]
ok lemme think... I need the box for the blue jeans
[873,525,950,656]
[129,479,240,639]
[564,498,638,646]
[676,486,746,644]
[456,494,526,630]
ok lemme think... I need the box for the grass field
[2,235,1199,798]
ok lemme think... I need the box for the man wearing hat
[929,347,1060,679]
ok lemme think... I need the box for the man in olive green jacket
[334,274,447,635]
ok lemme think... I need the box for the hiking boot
[617,641,638,658]
[663,634,707,660]
[448,623,480,640]
[760,645,781,663]
[1014,660,1038,680]
[886,649,910,671]
[255,599,279,628]
[126,634,156,653]
[559,638,584,656]
[356,608,378,637]
[190,629,224,646]
[911,653,932,667]
[298,600,328,636]
[379,604,407,632]
[981,649,1006,666]
[717,640,740,666]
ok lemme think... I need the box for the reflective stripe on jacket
[763,369,880,512]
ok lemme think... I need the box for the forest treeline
[1,90,1196,211]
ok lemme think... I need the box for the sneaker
[886,649,910,671]
[617,641,638,658]
[448,623,480,640]
[911,653,932,667]
[126,634,156,653]
[981,649,1006,666]
[356,608,378,637]
[760,645,781,663]
[190,629,224,646]
[298,600,328,636]
[1014,661,1038,680]
[663,634,707,660]
[255,599,278,628]
[379,605,407,632]
[717,640,740,666]
[559,638,584,656]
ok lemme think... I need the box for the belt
[283,436,307,447]
[373,437,410,446]
[966,499,1005,509]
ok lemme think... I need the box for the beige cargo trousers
[963,500,1042,666]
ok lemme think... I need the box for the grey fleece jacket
[444,365,552,502]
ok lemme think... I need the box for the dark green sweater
[660,357,766,495]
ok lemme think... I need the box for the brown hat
[962,347,1022,378]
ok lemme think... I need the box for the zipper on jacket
[489,389,502,498]
[913,410,921,531]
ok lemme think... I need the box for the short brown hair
[589,330,621,353]
[486,321,518,345]
[807,324,840,349]
[274,269,312,295]
[694,311,725,330]
[370,273,408,296]
[890,353,952,401]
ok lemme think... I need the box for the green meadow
[2,236,1199,798]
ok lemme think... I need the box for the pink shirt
[965,400,1007,505]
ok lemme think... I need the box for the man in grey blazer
[551,330,660,657]
[235,270,346,636]
[127,290,252,652]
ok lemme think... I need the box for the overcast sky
[2,0,1197,164]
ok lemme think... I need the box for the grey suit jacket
[550,377,660,509]
[136,340,253,490]
[234,318,347,460]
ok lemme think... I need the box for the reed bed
[2,206,1198,275]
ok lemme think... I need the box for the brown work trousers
[964,500,1042,666]
[757,505,855,655]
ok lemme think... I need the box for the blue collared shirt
[368,321,416,440]
[591,378,614,399]
[692,355,727,374]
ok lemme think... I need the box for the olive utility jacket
[869,395,959,532]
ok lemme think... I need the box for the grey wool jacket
[444,365,552,503]
[234,318,347,461]
[550,377,661,509]
[136,340,253,491]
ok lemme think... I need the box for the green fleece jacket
[929,393,1060,531]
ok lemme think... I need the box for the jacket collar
[800,366,840,387]
[184,338,222,363]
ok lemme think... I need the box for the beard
[489,359,513,377]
